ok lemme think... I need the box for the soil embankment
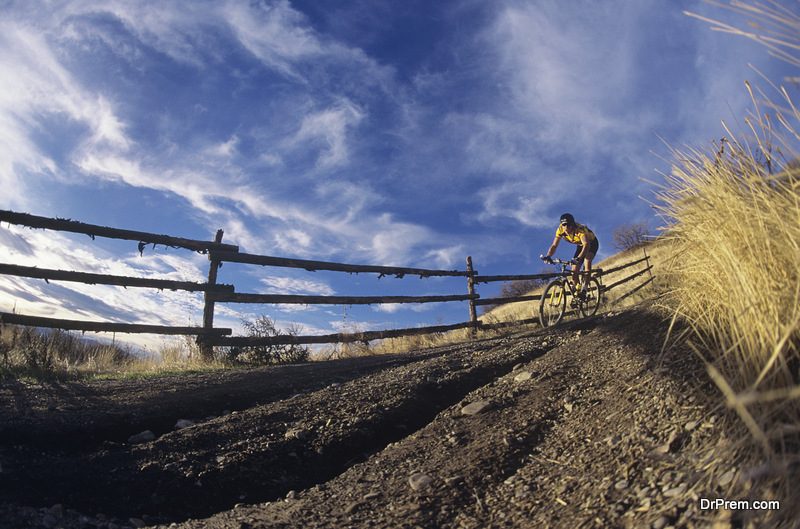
[0,306,773,528]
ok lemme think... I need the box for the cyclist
[540,213,599,299]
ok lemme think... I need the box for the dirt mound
[0,306,782,528]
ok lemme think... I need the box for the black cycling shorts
[574,238,599,260]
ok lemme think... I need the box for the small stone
[563,402,574,413]
[614,479,629,490]
[663,484,686,497]
[718,469,736,487]
[175,419,195,429]
[514,371,533,383]
[461,401,492,416]
[285,428,309,440]
[285,490,297,500]
[408,473,433,491]
[345,502,361,514]
[512,363,523,371]
[127,430,156,444]
[684,421,698,431]
[652,516,669,529]
[363,492,381,500]
[129,518,146,528]
[606,435,622,447]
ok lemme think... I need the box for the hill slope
[0,304,779,528]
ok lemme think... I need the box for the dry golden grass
[656,137,800,447]
[655,0,800,453]
[0,325,226,379]
[654,3,800,524]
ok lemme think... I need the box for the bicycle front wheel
[539,279,566,327]
[579,277,602,318]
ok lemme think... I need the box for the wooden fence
[0,210,654,354]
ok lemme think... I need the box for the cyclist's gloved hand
[570,257,581,265]
[540,254,553,264]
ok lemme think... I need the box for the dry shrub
[223,316,309,365]
[612,222,650,251]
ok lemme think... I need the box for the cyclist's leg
[581,239,599,291]
[572,244,584,288]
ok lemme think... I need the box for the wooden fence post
[466,256,478,337]
[642,246,653,280]
[200,229,224,360]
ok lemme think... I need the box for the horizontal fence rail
[603,265,653,292]
[0,210,239,254]
[473,269,600,284]
[598,256,649,275]
[210,251,470,277]
[208,292,478,305]
[0,209,657,351]
[0,263,234,293]
[0,312,232,336]
[612,276,655,305]
[208,321,475,347]
[474,294,542,307]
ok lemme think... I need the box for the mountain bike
[538,258,602,327]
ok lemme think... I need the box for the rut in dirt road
[0,352,447,451]
[169,308,761,529]
[0,332,556,524]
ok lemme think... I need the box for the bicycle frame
[539,258,603,327]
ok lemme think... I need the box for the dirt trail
[0,306,780,528]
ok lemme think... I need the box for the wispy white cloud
[206,135,240,159]
[485,1,642,147]
[288,101,365,169]
[224,0,327,80]
[0,21,130,206]
[260,276,335,296]
[373,303,435,314]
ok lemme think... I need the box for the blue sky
[0,0,796,351]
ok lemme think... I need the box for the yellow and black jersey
[555,223,596,245]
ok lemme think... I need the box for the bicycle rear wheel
[579,277,602,318]
[539,279,566,327]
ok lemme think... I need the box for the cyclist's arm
[574,233,588,261]
[545,235,561,258]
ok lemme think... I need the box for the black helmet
[559,213,575,226]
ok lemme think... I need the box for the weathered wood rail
[0,312,230,336]
[209,251,469,278]
[0,263,234,293]
[0,210,655,353]
[0,210,239,253]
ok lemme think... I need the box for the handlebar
[540,255,575,265]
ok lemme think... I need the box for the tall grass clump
[0,324,134,379]
[657,134,799,432]
[656,3,800,523]
[659,0,800,442]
